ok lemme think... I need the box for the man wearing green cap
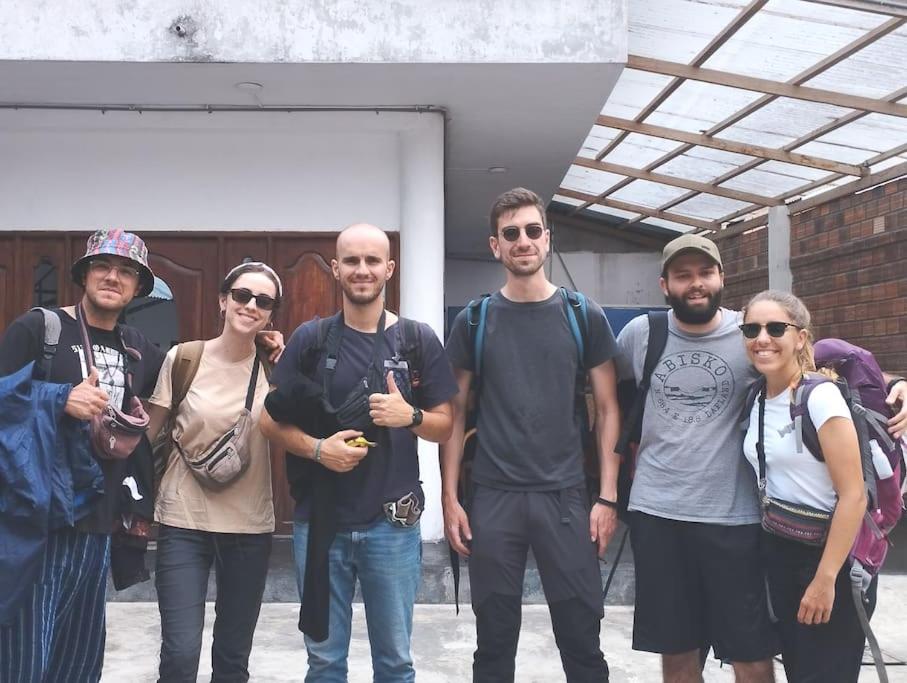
[0,228,166,682]
[616,233,907,682]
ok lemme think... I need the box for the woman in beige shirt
[146,262,282,683]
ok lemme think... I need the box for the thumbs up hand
[64,367,110,420]
[368,371,413,428]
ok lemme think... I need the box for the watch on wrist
[410,407,424,428]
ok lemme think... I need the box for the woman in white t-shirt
[740,290,870,683]
[146,262,282,683]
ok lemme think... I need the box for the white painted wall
[0,0,626,64]
[0,109,411,231]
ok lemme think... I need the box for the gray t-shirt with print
[615,308,761,524]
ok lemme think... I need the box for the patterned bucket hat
[71,228,155,297]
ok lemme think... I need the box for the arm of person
[145,403,170,445]
[798,415,866,626]
[368,372,453,443]
[259,406,367,473]
[439,368,474,557]
[882,372,907,438]
[588,359,621,558]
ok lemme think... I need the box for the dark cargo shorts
[630,512,779,663]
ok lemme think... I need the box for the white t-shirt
[743,381,852,512]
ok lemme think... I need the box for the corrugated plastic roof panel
[556,0,907,234]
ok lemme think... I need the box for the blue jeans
[293,518,422,683]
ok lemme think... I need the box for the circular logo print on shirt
[649,351,734,425]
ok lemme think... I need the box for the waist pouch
[755,386,831,548]
[761,496,832,547]
[327,377,375,433]
[76,303,150,460]
[174,356,261,490]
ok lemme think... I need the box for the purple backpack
[790,339,903,682]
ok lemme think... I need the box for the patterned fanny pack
[755,386,832,547]
[761,496,832,547]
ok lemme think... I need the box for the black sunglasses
[500,225,544,242]
[230,287,277,311]
[739,322,801,339]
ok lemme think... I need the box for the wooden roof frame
[560,3,907,233]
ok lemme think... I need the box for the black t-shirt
[0,307,165,533]
[273,315,458,529]
[446,290,618,490]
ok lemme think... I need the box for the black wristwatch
[409,407,424,428]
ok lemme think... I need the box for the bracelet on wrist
[595,497,618,510]
[313,438,323,463]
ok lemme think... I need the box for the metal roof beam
[556,188,716,231]
[627,55,907,118]
[588,0,767,169]
[713,160,907,240]
[596,115,866,177]
[800,0,907,18]
[572,157,782,206]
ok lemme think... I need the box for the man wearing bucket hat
[0,228,166,683]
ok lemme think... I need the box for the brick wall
[717,177,907,376]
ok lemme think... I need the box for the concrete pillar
[398,112,446,541]
[767,205,792,292]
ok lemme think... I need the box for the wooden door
[0,236,15,333]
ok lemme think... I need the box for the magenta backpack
[795,339,904,682]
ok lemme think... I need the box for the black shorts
[630,512,779,662]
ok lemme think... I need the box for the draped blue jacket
[0,362,104,624]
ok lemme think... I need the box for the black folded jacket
[264,370,338,643]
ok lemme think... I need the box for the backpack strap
[790,374,832,461]
[395,317,424,400]
[559,287,588,364]
[170,340,205,412]
[615,309,669,457]
[466,295,492,380]
[30,307,61,380]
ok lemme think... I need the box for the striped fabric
[0,527,111,683]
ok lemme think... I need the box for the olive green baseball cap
[661,233,723,272]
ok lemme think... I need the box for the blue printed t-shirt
[272,316,457,529]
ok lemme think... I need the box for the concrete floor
[103,577,907,682]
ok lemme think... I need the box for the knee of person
[474,593,521,644]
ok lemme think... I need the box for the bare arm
[798,415,866,625]
[368,372,453,443]
[440,368,474,556]
[588,359,621,557]
[259,407,367,473]
[882,373,907,438]
[146,403,171,445]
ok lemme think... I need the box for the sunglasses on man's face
[739,322,801,339]
[230,287,277,311]
[499,225,544,242]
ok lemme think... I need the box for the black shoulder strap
[615,310,669,457]
[300,313,341,377]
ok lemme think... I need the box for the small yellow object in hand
[345,436,377,448]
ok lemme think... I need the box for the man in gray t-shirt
[615,234,776,682]
[443,187,620,682]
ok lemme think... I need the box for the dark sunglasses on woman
[230,287,277,311]
[500,225,544,242]
[739,322,801,339]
